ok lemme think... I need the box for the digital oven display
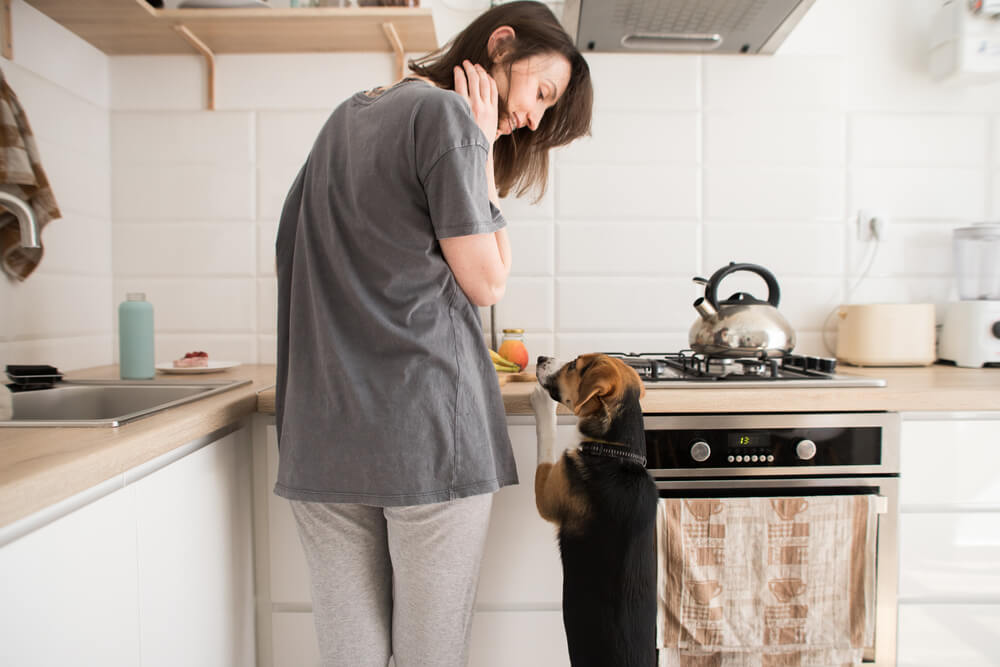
[728,432,770,448]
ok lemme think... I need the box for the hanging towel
[0,66,61,281]
[656,496,879,667]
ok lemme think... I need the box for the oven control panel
[645,426,882,469]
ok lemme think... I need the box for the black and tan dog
[530,353,658,667]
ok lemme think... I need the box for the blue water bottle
[119,292,154,380]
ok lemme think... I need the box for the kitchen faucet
[0,191,40,249]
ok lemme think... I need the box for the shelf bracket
[381,22,405,83]
[1,0,12,61]
[173,24,216,111]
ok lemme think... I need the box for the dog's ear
[574,356,623,417]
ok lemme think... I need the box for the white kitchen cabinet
[133,427,255,667]
[0,426,255,667]
[254,416,577,667]
[0,480,142,666]
[898,415,1000,667]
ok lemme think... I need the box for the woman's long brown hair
[408,1,593,202]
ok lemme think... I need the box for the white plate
[155,360,242,374]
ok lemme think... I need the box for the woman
[274,2,593,665]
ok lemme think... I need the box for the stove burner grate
[603,351,840,382]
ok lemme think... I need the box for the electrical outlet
[856,209,889,241]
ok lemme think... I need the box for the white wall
[0,1,112,373]
[4,0,1000,372]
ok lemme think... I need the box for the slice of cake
[173,351,209,368]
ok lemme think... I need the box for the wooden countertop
[0,364,275,533]
[2,362,998,534]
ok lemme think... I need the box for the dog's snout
[537,355,552,366]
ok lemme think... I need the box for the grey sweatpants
[289,494,494,667]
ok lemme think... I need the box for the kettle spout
[693,297,717,320]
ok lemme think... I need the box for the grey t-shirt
[274,79,517,506]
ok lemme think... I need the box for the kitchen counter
[2,362,998,534]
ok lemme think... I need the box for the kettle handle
[705,262,781,309]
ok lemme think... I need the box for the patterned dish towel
[656,496,878,667]
[0,66,61,281]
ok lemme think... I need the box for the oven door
[653,476,898,666]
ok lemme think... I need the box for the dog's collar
[580,441,646,467]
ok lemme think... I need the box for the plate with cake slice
[156,351,241,374]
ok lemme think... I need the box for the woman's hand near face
[453,60,499,145]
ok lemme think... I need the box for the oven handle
[654,478,893,514]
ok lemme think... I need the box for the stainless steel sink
[0,379,252,427]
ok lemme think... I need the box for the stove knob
[796,439,817,461]
[690,440,711,463]
[993,321,1000,339]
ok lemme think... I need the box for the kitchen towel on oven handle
[655,495,878,667]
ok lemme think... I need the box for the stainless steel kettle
[688,262,796,358]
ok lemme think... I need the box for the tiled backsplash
[3,0,1000,372]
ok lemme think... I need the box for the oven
[645,411,899,665]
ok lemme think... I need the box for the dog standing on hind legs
[530,353,659,667]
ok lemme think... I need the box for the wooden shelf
[24,0,438,55]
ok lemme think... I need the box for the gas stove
[604,352,886,389]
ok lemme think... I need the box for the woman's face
[491,52,572,138]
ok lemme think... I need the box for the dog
[530,353,659,667]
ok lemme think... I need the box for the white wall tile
[111,56,205,111]
[586,54,700,111]
[704,56,844,111]
[257,162,302,222]
[151,334,257,366]
[216,53,393,111]
[113,222,256,277]
[258,277,277,336]
[703,222,844,276]
[113,278,256,334]
[257,111,331,166]
[851,167,985,221]
[7,335,112,371]
[493,278,554,332]
[113,112,254,164]
[258,221,278,276]
[499,186,554,222]
[114,163,256,221]
[557,221,699,276]
[557,278,693,331]
[846,223,956,278]
[11,0,109,109]
[704,167,843,221]
[509,222,553,276]
[558,111,699,165]
[36,213,112,277]
[851,114,988,166]
[38,136,112,220]
[555,333,692,360]
[704,111,844,166]
[557,164,699,219]
[8,275,112,339]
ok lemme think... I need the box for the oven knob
[690,440,711,463]
[796,439,817,460]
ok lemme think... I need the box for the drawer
[900,420,1000,506]
[899,512,1000,599]
[897,603,1000,667]
[469,610,568,667]
[271,612,319,667]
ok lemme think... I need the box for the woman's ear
[488,25,516,62]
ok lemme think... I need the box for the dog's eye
[568,360,577,371]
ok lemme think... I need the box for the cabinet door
[897,604,1000,667]
[265,422,313,603]
[900,419,1000,506]
[900,512,1000,599]
[0,486,141,667]
[475,422,575,607]
[133,428,255,667]
[469,610,569,667]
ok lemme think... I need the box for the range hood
[562,0,817,54]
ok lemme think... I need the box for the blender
[938,222,1000,367]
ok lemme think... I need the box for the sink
[0,379,252,427]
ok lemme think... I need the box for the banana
[489,349,521,371]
